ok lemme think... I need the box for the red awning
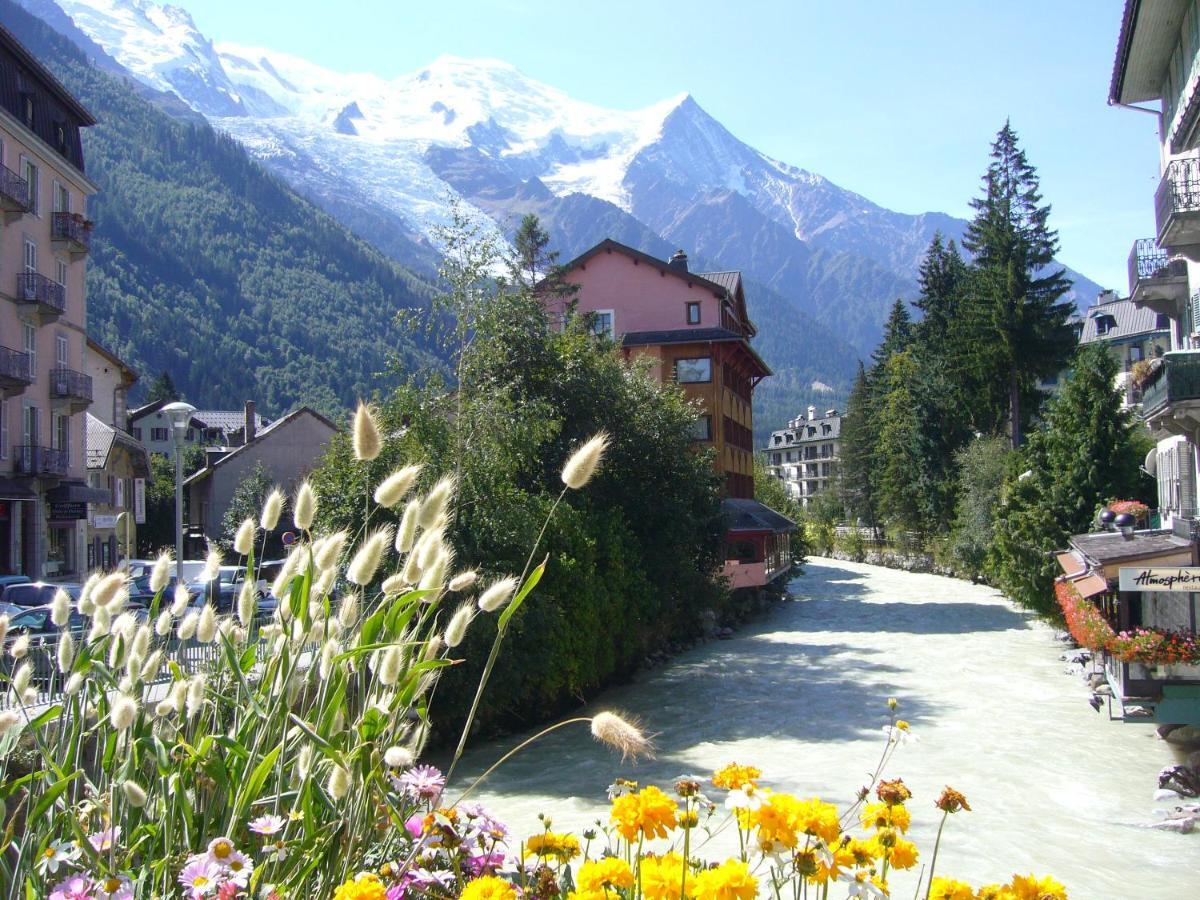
[1073,572,1110,599]
[1055,551,1085,577]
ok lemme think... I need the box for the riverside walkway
[455,558,1200,898]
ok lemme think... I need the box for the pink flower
[88,828,120,853]
[397,765,444,800]
[94,874,133,900]
[221,849,252,887]
[465,852,506,877]
[386,886,406,900]
[219,885,239,900]
[248,814,286,836]
[49,874,96,900]
[179,858,223,899]
[404,813,424,839]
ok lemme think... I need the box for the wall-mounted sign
[93,514,122,530]
[49,501,87,521]
[1119,567,1200,592]
[134,478,146,524]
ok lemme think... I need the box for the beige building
[0,24,100,579]
[764,406,841,505]
[84,340,147,568]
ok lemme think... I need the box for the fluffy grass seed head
[419,547,452,594]
[402,544,423,584]
[352,401,382,462]
[416,526,446,571]
[315,530,349,572]
[64,673,85,696]
[384,745,414,768]
[320,638,340,681]
[260,488,285,531]
[178,610,199,642]
[12,662,32,697]
[9,633,29,660]
[374,463,422,508]
[57,631,75,673]
[196,605,218,644]
[328,764,351,801]
[186,675,206,718]
[234,518,257,556]
[378,644,404,686]
[381,573,409,596]
[0,709,19,736]
[338,592,360,630]
[79,572,101,610]
[111,693,138,731]
[131,624,152,662]
[170,583,191,617]
[0,614,7,644]
[203,545,224,582]
[562,431,610,490]
[444,602,475,648]
[478,576,519,614]
[93,570,126,608]
[88,608,111,642]
[590,711,653,761]
[150,551,173,593]
[238,579,257,627]
[122,780,148,808]
[294,481,317,531]
[449,569,478,592]
[348,526,394,586]
[418,475,456,529]
[140,649,164,682]
[51,587,71,626]
[396,499,420,553]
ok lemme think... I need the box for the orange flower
[610,785,678,841]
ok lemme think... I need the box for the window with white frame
[22,322,36,380]
[53,181,69,214]
[56,334,67,370]
[151,427,169,442]
[56,258,67,295]
[0,401,7,460]
[21,158,38,215]
[675,357,712,383]
[23,238,36,275]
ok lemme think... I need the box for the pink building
[554,239,794,590]
[0,24,100,579]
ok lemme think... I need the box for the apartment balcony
[0,346,33,396]
[1127,238,1189,315]
[15,273,65,321]
[1140,350,1200,436]
[1155,159,1200,257]
[13,445,67,478]
[49,367,92,413]
[0,164,29,219]
[51,212,91,258]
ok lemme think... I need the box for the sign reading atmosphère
[1118,567,1200,592]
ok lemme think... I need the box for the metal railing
[0,163,29,210]
[12,444,67,477]
[0,345,32,384]
[1156,158,1200,242]
[1128,238,1187,293]
[15,272,66,314]
[49,367,93,402]
[51,212,91,250]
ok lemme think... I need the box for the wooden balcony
[49,367,92,413]
[0,164,29,219]
[15,273,65,321]
[51,212,91,258]
[0,346,33,396]
[13,445,67,478]
[1127,238,1188,315]
[1156,159,1200,256]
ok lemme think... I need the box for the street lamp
[161,401,196,585]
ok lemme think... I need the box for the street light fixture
[161,401,196,585]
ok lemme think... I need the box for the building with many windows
[1075,288,1171,409]
[0,24,100,579]
[764,406,841,504]
[552,239,794,589]
[129,400,270,457]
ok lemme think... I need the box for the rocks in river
[717,627,734,640]
[1087,672,1107,689]
[1061,650,1092,665]
[1155,788,1186,802]
[1162,725,1200,746]
[1146,816,1196,833]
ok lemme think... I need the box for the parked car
[127,574,200,610]
[0,575,31,604]
[189,566,264,613]
[1,582,83,609]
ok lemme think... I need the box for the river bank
[451,558,1200,898]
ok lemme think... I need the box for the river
[450,558,1200,898]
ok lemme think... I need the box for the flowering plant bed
[1105,499,1149,519]
[1054,580,1200,666]
[1053,580,1115,651]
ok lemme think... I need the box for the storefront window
[46,525,75,577]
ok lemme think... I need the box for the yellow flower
[1006,874,1068,900]
[332,873,387,900]
[809,845,854,885]
[692,859,757,900]
[794,797,841,845]
[639,853,688,900]
[460,876,518,900]
[895,719,909,730]
[577,857,635,893]
[976,887,1015,900]
[885,837,919,870]
[844,837,878,866]
[746,792,803,850]
[861,801,911,833]
[610,785,678,841]
[524,831,581,863]
[928,877,975,900]
[712,763,761,790]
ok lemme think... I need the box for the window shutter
[1178,442,1197,518]
[0,401,7,461]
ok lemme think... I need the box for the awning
[46,481,111,504]
[0,477,35,501]
[1073,572,1111,600]
[1055,551,1086,578]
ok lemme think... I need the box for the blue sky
[179,0,1154,292]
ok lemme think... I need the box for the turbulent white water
[451,558,1200,898]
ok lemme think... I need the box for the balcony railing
[13,445,67,477]
[51,212,91,254]
[1128,238,1187,294]
[1156,159,1200,247]
[49,367,92,404]
[15,272,66,316]
[0,164,29,212]
[1141,350,1200,418]
[0,346,32,387]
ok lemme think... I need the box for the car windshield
[2,584,80,607]
[9,608,51,631]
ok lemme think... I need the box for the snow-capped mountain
[20,0,1104,371]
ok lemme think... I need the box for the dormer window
[22,93,33,127]
[1095,314,1117,335]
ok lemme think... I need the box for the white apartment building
[763,406,840,504]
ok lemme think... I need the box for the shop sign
[93,514,122,530]
[49,501,87,521]
[134,478,146,524]
[1118,567,1200,592]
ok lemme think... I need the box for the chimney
[668,249,689,273]
[825,409,837,418]
[807,405,816,421]
[244,400,257,445]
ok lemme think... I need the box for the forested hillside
[0,0,439,416]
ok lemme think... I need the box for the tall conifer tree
[839,362,879,532]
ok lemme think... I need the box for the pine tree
[839,362,879,532]
[875,350,925,533]
[913,234,968,346]
[990,343,1151,613]
[961,122,1076,448]
[147,371,179,404]
[870,300,914,377]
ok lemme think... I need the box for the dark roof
[183,407,338,486]
[1068,529,1193,565]
[1078,295,1168,344]
[766,414,842,448]
[0,24,95,125]
[193,409,269,434]
[696,271,741,294]
[1109,0,1141,104]
[721,498,795,533]
[559,238,731,299]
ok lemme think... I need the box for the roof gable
[559,239,730,299]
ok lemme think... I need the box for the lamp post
[161,401,196,585]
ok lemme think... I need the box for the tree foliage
[219,462,275,553]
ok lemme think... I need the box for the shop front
[0,477,35,576]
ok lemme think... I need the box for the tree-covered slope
[1,0,439,416]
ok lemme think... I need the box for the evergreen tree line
[833,124,1153,615]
